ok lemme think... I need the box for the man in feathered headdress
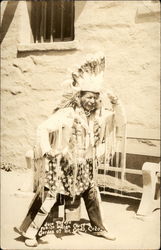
[16,54,126,247]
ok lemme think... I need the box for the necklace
[84,110,91,117]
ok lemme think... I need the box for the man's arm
[106,91,127,128]
[36,108,74,157]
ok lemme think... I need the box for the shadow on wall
[17,49,77,58]
[0,1,19,43]
[75,0,87,21]
[0,0,87,44]
[135,6,160,23]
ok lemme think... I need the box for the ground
[1,169,160,250]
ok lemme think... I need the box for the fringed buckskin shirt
[36,104,126,197]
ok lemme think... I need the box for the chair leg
[25,150,34,169]
[137,162,160,216]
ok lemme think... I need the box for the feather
[70,55,105,93]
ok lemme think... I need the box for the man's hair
[53,92,81,113]
[53,91,101,114]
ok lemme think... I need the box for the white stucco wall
[1,0,160,167]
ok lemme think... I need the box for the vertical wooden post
[120,124,127,183]
[114,138,120,194]
[60,0,64,41]
[70,0,74,40]
[43,0,47,42]
[35,1,40,43]
[50,0,54,42]
[40,1,44,43]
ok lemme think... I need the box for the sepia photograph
[1,0,160,249]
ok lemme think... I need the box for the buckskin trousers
[19,184,106,239]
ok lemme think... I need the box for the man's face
[80,91,100,112]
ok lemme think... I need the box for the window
[30,0,75,43]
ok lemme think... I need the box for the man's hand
[44,150,61,160]
[106,91,119,105]
[44,149,72,163]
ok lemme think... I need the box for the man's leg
[17,188,43,234]
[16,188,57,247]
[82,184,106,231]
[24,192,57,240]
[82,184,116,240]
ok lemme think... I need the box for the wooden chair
[137,162,160,216]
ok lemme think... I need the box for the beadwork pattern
[45,157,94,197]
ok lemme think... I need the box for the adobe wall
[1,1,160,167]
